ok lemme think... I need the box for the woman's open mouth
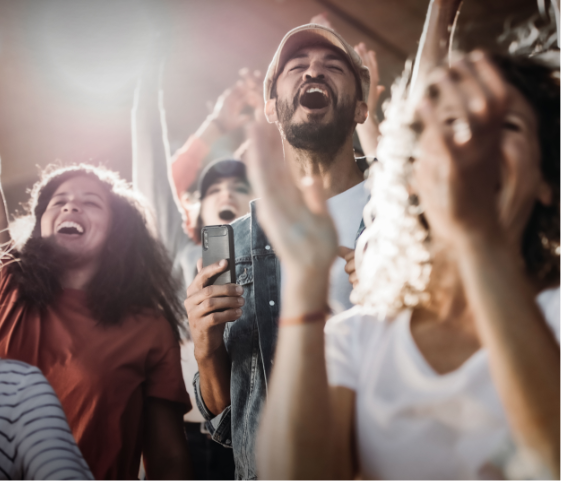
[218,209,236,222]
[56,221,84,235]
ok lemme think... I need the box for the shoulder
[0,358,43,379]
[0,359,56,400]
[325,306,389,362]
[325,305,387,339]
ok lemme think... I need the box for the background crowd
[0,0,558,479]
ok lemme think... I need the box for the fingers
[337,246,353,260]
[187,259,229,295]
[196,258,203,273]
[189,290,245,327]
[186,281,243,310]
[310,12,332,28]
[423,51,509,150]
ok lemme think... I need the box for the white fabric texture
[326,180,369,313]
[0,359,93,480]
[324,286,560,479]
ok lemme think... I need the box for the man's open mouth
[218,209,236,222]
[299,87,329,110]
[56,221,84,235]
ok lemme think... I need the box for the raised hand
[354,43,385,156]
[245,98,338,316]
[185,259,244,361]
[414,51,508,245]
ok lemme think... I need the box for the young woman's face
[40,176,112,261]
[200,176,252,226]
[496,85,551,244]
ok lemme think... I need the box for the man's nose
[303,61,326,81]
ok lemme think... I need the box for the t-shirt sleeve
[324,308,368,391]
[145,319,192,413]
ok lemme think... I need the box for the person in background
[251,20,560,481]
[186,22,386,479]
[0,164,192,480]
[0,358,93,480]
[132,65,256,480]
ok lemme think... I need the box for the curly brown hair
[492,53,560,286]
[8,164,185,338]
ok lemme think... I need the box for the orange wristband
[279,311,327,327]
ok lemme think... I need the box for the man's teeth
[306,87,327,96]
[57,221,84,234]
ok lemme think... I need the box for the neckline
[397,310,485,381]
[328,179,366,202]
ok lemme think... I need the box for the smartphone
[201,225,236,285]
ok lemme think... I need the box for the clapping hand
[245,97,337,316]
[414,51,508,245]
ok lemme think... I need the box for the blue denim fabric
[194,200,279,480]
[193,200,365,479]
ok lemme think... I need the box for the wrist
[281,269,330,319]
[195,116,223,145]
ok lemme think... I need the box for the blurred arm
[0,179,10,246]
[143,397,192,479]
[131,66,187,254]
[409,0,463,105]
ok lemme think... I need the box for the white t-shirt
[325,286,560,480]
[327,180,370,313]
[281,180,368,314]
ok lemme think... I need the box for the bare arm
[245,96,355,478]
[169,71,262,207]
[142,397,192,479]
[458,232,560,476]
[416,52,559,476]
[354,44,385,157]
[0,181,10,246]
[185,259,244,415]
[409,0,463,106]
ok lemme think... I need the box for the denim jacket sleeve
[192,371,233,447]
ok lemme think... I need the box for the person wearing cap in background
[132,68,257,480]
[185,23,383,479]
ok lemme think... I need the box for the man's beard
[276,87,356,164]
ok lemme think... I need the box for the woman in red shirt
[0,164,192,479]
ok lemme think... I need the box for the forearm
[196,342,232,416]
[0,183,10,245]
[257,273,337,479]
[456,233,560,474]
[169,118,221,201]
[410,0,463,104]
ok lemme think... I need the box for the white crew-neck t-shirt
[326,180,369,313]
[325,286,560,480]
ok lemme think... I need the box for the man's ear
[265,99,278,123]
[354,101,369,124]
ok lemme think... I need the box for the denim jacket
[193,199,366,480]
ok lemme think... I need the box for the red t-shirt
[0,270,191,480]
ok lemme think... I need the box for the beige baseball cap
[264,23,370,103]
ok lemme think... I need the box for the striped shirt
[0,359,93,480]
